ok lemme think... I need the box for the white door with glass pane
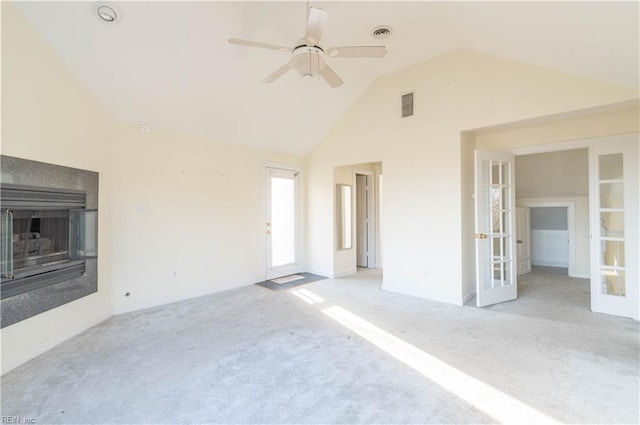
[474,150,517,307]
[266,167,302,280]
[590,137,639,319]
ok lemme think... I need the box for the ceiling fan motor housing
[291,45,326,77]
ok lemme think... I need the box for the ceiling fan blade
[326,46,387,58]
[228,38,291,52]
[320,65,343,88]
[263,63,292,83]
[304,7,328,45]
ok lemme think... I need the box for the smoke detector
[371,26,392,40]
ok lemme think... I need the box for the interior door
[516,207,531,275]
[590,137,639,319]
[266,167,301,280]
[356,174,368,267]
[474,150,517,307]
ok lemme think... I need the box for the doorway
[333,162,381,278]
[519,203,579,276]
[265,166,302,280]
[471,135,638,319]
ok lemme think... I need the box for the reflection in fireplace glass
[11,210,70,274]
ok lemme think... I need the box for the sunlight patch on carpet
[322,305,559,425]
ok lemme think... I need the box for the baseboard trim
[569,272,590,279]
[1,310,112,375]
[382,283,461,306]
[113,282,249,315]
[333,268,357,278]
[532,261,568,268]
[462,291,476,305]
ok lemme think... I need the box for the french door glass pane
[598,153,625,297]
[271,177,295,267]
[599,153,623,180]
[483,158,512,289]
[600,212,624,238]
[601,269,625,297]
[602,241,625,267]
[600,182,624,209]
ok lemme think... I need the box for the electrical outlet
[172,270,178,278]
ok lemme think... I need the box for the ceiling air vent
[401,92,414,118]
[371,26,393,40]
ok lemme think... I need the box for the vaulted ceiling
[15,1,639,155]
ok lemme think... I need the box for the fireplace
[1,155,99,328]
[1,185,97,299]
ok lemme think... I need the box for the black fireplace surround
[0,156,98,328]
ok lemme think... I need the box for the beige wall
[516,149,589,199]
[1,4,303,372]
[109,124,303,313]
[1,2,116,372]
[475,106,639,151]
[307,49,638,305]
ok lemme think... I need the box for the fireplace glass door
[11,209,70,274]
[1,206,97,298]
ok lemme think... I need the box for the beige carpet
[2,267,638,424]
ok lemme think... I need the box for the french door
[590,136,639,319]
[265,166,302,280]
[474,150,517,307]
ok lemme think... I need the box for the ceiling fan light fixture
[371,26,392,40]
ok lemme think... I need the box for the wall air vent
[401,92,414,118]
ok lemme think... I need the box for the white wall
[1,3,115,372]
[109,124,303,314]
[307,49,638,305]
[475,104,640,151]
[1,4,304,372]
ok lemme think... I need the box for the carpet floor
[1,267,638,424]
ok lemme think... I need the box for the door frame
[505,133,639,319]
[515,206,531,275]
[521,201,577,277]
[353,168,377,268]
[264,162,303,280]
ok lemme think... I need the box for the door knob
[517,240,523,244]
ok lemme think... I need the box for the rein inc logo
[2,417,35,424]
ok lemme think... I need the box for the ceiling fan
[228,7,387,88]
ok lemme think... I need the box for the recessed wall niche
[0,155,99,328]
